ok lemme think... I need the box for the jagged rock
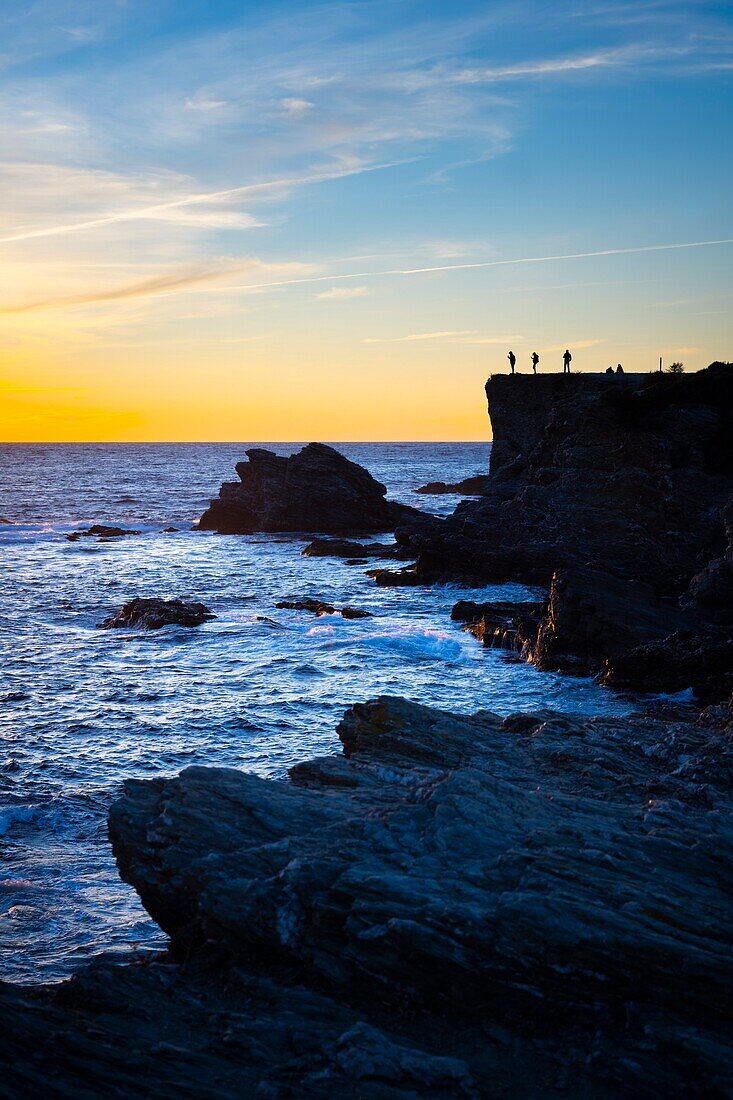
[302,538,406,560]
[66,524,141,542]
[411,365,733,589]
[198,443,421,535]
[414,475,488,496]
[451,599,543,652]
[276,599,372,619]
[97,694,733,1096]
[99,598,215,630]
[533,567,690,673]
[599,629,733,703]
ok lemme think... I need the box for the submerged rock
[276,598,373,619]
[66,525,141,542]
[414,474,489,496]
[198,443,421,535]
[302,537,406,559]
[99,598,215,630]
[365,564,421,587]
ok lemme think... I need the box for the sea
[0,442,634,985]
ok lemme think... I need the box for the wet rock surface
[302,537,407,560]
[451,599,543,653]
[66,524,141,541]
[600,629,733,703]
[99,597,216,630]
[276,598,373,619]
[198,443,421,535]
[4,694,731,1096]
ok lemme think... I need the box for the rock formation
[451,598,543,652]
[99,597,215,630]
[198,443,421,535]
[4,693,731,1095]
[410,365,733,589]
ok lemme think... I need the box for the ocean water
[0,442,633,985]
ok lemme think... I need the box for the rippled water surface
[0,442,633,984]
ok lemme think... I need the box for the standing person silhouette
[531,352,539,374]
[563,349,572,373]
[507,350,516,374]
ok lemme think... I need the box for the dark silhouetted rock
[198,443,421,535]
[414,475,489,496]
[683,502,733,624]
[600,630,733,703]
[302,537,406,559]
[66,525,141,542]
[533,567,690,673]
[411,365,733,589]
[276,598,372,619]
[99,598,215,630]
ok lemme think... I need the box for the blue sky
[0,0,731,438]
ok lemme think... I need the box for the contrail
[0,160,404,244]
[213,238,733,295]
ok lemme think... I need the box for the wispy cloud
[317,285,368,300]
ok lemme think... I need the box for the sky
[0,0,731,441]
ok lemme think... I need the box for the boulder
[99,598,215,630]
[198,443,421,535]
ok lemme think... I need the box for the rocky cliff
[410,364,733,590]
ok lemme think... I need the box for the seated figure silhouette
[563,349,572,373]
[616,363,624,374]
[605,366,615,375]
[507,350,516,374]
[531,352,539,374]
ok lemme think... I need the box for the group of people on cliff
[507,349,624,375]
[507,349,572,374]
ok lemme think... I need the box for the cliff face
[412,364,733,591]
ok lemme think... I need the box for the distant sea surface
[0,443,633,984]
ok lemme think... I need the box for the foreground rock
[411,365,733,589]
[276,598,373,619]
[414,474,488,496]
[3,693,732,1094]
[198,443,421,535]
[99,598,215,630]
